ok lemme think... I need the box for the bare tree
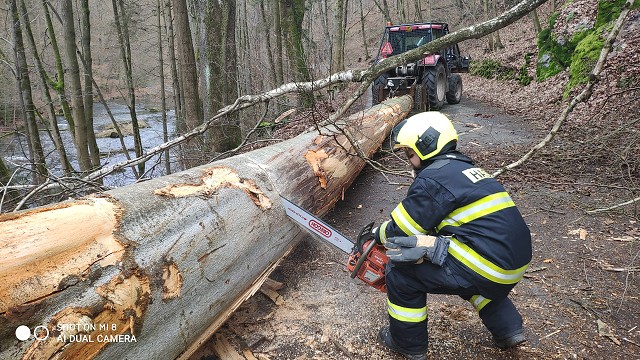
[112,0,145,175]
[331,0,347,73]
[61,0,92,171]
[80,0,100,168]
[10,0,46,183]
[158,0,171,175]
[18,0,72,175]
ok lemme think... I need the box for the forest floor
[192,2,640,358]
[190,89,640,359]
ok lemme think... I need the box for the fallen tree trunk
[0,96,412,360]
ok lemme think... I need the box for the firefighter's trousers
[385,259,523,354]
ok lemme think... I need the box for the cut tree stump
[0,96,412,360]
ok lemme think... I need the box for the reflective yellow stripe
[391,202,426,236]
[436,192,515,231]
[469,295,491,312]
[379,221,390,244]
[387,299,427,323]
[448,237,529,284]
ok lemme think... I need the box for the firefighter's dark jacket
[378,151,532,299]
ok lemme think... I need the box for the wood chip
[262,278,284,291]
[260,287,284,305]
[213,333,245,360]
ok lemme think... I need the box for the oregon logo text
[309,220,332,238]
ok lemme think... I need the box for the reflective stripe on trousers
[387,298,427,323]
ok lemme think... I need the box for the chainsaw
[281,196,388,292]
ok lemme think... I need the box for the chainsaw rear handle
[350,239,378,279]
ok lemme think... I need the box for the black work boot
[493,329,526,349]
[378,326,427,360]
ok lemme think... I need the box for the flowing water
[0,102,176,188]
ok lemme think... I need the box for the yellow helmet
[391,112,458,160]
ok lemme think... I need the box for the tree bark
[112,0,145,175]
[61,0,92,172]
[0,96,412,360]
[281,0,313,106]
[158,0,171,175]
[174,0,203,132]
[19,0,73,176]
[164,0,183,133]
[81,0,100,169]
[10,0,47,184]
[331,0,346,73]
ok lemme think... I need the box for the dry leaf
[597,319,621,345]
[543,258,553,263]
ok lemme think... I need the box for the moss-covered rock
[537,0,630,93]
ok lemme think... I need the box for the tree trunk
[484,0,495,51]
[18,0,72,175]
[164,0,183,134]
[280,0,313,106]
[61,0,92,172]
[274,0,284,86]
[41,0,75,146]
[200,0,241,154]
[259,0,278,87]
[174,0,203,132]
[359,0,370,60]
[10,0,47,184]
[112,0,145,176]
[0,96,412,360]
[158,0,171,175]
[81,0,100,169]
[373,0,391,23]
[331,0,346,73]
[530,9,542,34]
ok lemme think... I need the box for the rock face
[0,96,412,360]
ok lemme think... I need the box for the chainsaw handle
[356,222,375,253]
[350,239,377,279]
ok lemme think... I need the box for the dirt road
[192,97,640,360]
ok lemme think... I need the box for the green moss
[538,0,631,92]
[518,53,533,86]
[566,31,604,93]
[595,0,627,29]
[536,12,573,81]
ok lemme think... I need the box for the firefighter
[373,112,532,360]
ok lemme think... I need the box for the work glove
[384,235,450,266]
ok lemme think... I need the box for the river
[0,102,176,188]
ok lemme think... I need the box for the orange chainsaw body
[347,239,388,292]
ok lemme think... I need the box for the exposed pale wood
[259,287,284,306]
[213,333,246,360]
[0,96,411,360]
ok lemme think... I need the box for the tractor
[371,22,470,112]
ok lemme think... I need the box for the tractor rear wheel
[446,74,462,104]
[371,75,388,106]
[425,63,446,110]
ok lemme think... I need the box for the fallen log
[0,95,412,360]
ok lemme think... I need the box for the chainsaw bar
[281,196,354,254]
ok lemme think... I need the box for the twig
[588,196,640,214]
[623,337,640,347]
[540,329,561,340]
[13,178,51,212]
[616,249,640,314]
[331,338,353,359]
[492,0,633,178]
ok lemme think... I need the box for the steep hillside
[464,0,640,187]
